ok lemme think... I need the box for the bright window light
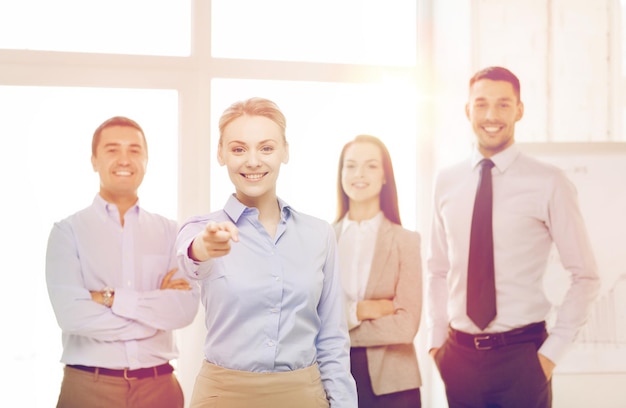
[211,0,417,66]
[0,0,191,56]
[623,0,626,76]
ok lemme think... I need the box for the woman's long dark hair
[335,135,402,225]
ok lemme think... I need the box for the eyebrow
[102,142,144,149]
[344,158,381,163]
[227,139,279,146]
[474,96,514,102]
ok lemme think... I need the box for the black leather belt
[67,363,173,380]
[449,321,546,351]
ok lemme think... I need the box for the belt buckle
[473,335,493,350]
[123,368,138,380]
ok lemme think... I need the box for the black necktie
[467,159,496,330]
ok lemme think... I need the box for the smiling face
[465,78,524,157]
[218,114,289,208]
[91,125,148,204]
[341,141,385,208]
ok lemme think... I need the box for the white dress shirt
[427,144,600,364]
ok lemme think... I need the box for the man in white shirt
[426,66,600,408]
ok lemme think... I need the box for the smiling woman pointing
[175,97,357,408]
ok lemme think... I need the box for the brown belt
[449,321,547,351]
[67,363,173,380]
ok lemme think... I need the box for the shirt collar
[471,143,520,173]
[223,194,293,223]
[93,193,140,216]
[341,211,384,234]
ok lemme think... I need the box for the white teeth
[244,173,264,180]
[115,171,131,176]
[483,126,501,133]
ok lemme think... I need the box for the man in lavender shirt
[46,116,199,408]
[427,67,600,408]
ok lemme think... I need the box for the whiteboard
[517,142,626,373]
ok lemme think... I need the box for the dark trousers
[434,334,551,408]
[350,347,421,408]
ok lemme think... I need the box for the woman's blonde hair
[218,97,287,144]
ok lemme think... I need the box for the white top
[338,211,383,329]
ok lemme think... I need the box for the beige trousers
[56,365,184,408]
[190,361,330,408]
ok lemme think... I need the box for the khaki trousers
[190,360,330,408]
[56,365,184,408]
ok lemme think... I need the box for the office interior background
[1,0,625,407]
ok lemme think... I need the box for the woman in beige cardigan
[334,135,422,407]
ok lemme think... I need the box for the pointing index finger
[206,221,239,242]
[224,222,239,242]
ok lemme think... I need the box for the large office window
[209,0,419,225]
[211,0,416,65]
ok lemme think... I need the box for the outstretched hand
[160,267,192,291]
[190,220,239,262]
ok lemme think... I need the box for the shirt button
[267,341,274,347]
[270,308,278,313]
